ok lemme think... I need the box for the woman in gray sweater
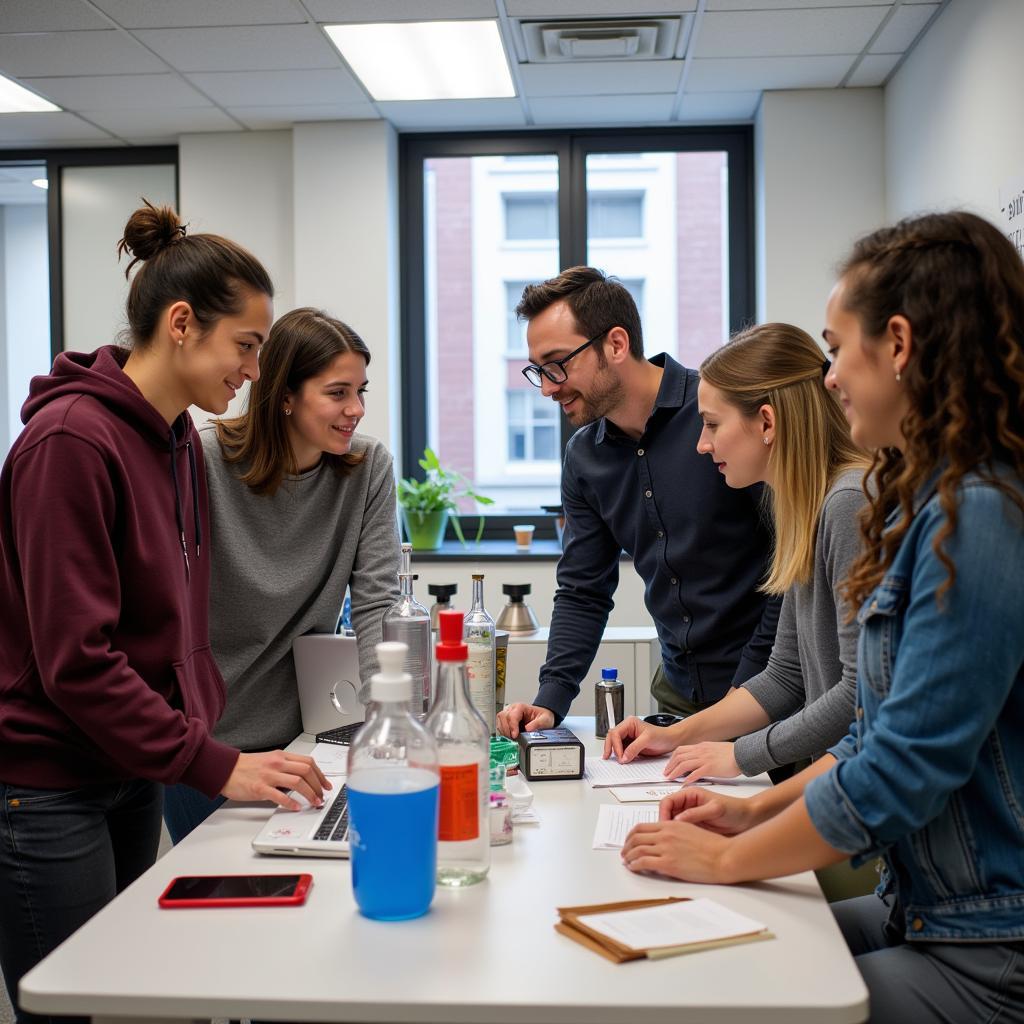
[605,323,869,781]
[163,308,400,842]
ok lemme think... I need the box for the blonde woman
[606,323,870,782]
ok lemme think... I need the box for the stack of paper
[592,804,657,849]
[584,756,743,789]
[556,897,773,963]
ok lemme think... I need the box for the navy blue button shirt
[535,353,781,720]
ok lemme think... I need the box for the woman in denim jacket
[621,210,1024,1023]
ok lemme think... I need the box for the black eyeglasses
[521,327,614,387]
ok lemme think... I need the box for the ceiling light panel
[0,74,61,114]
[324,20,515,101]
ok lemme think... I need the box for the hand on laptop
[222,751,331,811]
[496,702,554,739]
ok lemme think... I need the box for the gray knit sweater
[732,468,867,776]
[200,426,401,750]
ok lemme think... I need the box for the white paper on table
[609,785,683,803]
[310,742,350,776]
[592,803,657,849]
[584,755,683,787]
[512,806,541,825]
[579,898,768,949]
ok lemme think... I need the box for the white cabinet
[503,626,661,719]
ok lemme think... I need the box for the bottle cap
[428,583,458,600]
[601,667,618,681]
[502,583,531,601]
[370,641,412,701]
[436,609,468,662]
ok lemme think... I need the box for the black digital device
[158,873,312,908]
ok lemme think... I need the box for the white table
[21,720,868,1024]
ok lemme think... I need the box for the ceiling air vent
[519,18,684,63]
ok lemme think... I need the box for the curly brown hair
[840,211,1024,611]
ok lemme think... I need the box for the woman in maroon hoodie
[0,202,327,1023]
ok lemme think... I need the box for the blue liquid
[348,777,439,921]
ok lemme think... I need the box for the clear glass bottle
[464,573,496,734]
[382,544,432,715]
[424,610,490,887]
[346,642,440,921]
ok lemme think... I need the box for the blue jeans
[162,783,225,845]
[0,778,163,1024]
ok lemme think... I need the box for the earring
[763,437,771,446]
[284,409,292,416]
[895,371,901,382]
[177,338,183,347]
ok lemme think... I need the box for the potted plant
[397,448,494,550]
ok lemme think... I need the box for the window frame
[399,127,754,540]
[0,145,179,360]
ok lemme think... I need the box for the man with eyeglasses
[496,266,780,739]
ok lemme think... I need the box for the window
[587,192,643,238]
[401,130,754,533]
[507,390,559,463]
[504,192,557,241]
[505,280,530,352]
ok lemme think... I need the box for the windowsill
[409,539,632,562]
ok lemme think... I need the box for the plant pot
[401,508,449,550]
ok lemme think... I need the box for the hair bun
[117,199,186,274]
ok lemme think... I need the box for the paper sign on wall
[999,176,1024,260]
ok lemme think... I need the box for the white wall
[3,204,50,453]
[293,121,400,455]
[179,130,295,426]
[885,0,1024,222]
[755,88,886,340]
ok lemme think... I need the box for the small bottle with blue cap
[595,667,625,738]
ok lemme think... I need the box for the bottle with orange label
[424,609,491,886]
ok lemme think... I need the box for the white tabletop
[21,719,868,1023]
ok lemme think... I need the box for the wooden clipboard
[555,897,774,964]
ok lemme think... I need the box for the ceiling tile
[0,30,164,77]
[508,1,697,14]
[870,3,939,54]
[187,69,367,107]
[89,0,304,28]
[0,0,111,32]
[0,111,115,144]
[530,92,675,126]
[846,52,901,87]
[707,1,893,9]
[133,24,340,72]
[229,103,380,129]
[676,90,760,121]
[687,55,853,91]
[306,0,498,20]
[520,59,683,98]
[22,74,211,112]
[81,107,243,137]
[376,98,526,130]
[697,7,887,58]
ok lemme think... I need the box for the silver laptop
[251,634,363,858]
[293,633,364,736]
[252,781,351,858]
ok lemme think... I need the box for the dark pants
[162,783,225,845]
[833,894,1024,1023]
[650,663,717,717]
[0,778,163,1024]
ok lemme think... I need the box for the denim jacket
[805,470,1024,942]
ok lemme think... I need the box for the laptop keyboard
[313,785,350,842]
[315,722,363,745]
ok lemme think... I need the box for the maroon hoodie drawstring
[186,440,201,562]
[168,432,190,582]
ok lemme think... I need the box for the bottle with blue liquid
[346,642,440,921]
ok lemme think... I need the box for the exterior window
[507,390,559,464]
[504,193,557,240]
[587,192,643,238]
[505,280,530,352]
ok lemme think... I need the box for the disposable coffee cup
[513,524,535,550]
